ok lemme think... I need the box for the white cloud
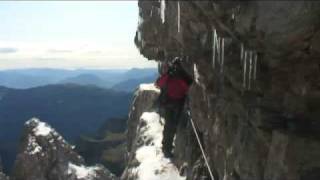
[0,40,156,69]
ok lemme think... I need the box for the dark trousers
[161,102,183,154]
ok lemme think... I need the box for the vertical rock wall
[133,1,320,180]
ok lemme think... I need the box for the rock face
[12,118,117,180]
[126,1,320,180]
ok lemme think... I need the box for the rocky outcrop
[0,173,9,180]
[12,118,117,180]
[0,158,9,180]
[129,1,320,180]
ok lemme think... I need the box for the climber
[155,57,193,158]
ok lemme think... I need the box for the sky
[0,1,156,70]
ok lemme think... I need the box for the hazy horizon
[0,1,157,70]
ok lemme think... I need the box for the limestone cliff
[125,1,320,180]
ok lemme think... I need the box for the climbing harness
[187,99,215,180]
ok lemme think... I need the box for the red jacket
[155,74,189,100]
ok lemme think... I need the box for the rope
[187,110,215,180]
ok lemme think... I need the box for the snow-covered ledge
[123,112,185,180]
[137,83,160,94]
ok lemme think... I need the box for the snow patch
[68,163,99,179]
[139,83,160,93]
[34,121,52,136]
[26,118,53,137]
[131,112,185,180]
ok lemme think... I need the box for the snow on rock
[23,118,70,155]
[13,118,117,180]
[68,163,100,179]
[138,84,160,93]
[26,135,42,155]
[34,121,52,136]
[26,118,53,137]
[126,112,185,180]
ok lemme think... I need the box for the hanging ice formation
[240,43,244,64]
[212,29,224,71]
[160,0,166,24]
[253,53,258,80]
[241,45,259,90]
[243,51,247,89]
[221,38,225,74]
[212,29,217,69]
[248,51,253,90]
[150,8,153,17]
[177,1,180,33]
[193,64,200,84]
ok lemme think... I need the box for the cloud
[47,49,73,53]
[0,48,18,54]
[86,50,103,54]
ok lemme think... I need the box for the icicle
[243,51,247,89]
[253,53,258,81]
[193,64,200,84]
[220,38,225,74]
[212,29,217,69]
[217,37,221,65]
[137,31,141,42]
[150,8,153,17]
[240,43,244,64]
[160,0,166,24]
[248,51,253,90]
[177,1,180,33]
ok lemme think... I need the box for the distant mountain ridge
[0,68,157,89]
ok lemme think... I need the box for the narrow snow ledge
[138,83,160,93]
[130,112,185,180]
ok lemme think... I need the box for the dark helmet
[168,57,182,76]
